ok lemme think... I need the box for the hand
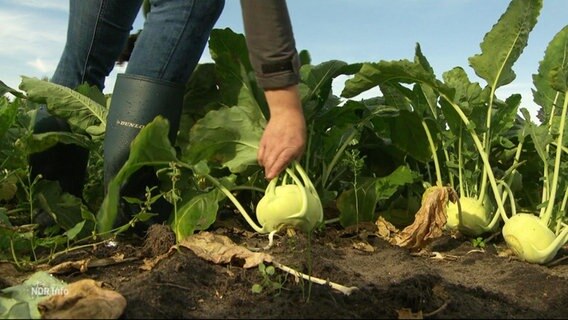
[257,85,306,180]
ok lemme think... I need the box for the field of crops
[2,0,568,318]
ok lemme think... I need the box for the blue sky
[1,0,567,119]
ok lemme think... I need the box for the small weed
[471,237,486,249]
[251,262,286,295]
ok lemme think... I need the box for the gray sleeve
[240,0,300,89]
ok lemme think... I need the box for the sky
[1,0,567,119]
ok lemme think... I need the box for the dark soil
[3,215,568,319]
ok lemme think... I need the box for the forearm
[240,0,300,89]
[263,85,303,117]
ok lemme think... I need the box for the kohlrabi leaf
[177,63,222,150]
[97,116,177,233]
[442,67,485,115]
[490,94,521,141]
[0,98,19,139]
[75,82,107,107]
[208,28,264,116]
[533,25,568,124]
[34,180,89,231]
[468,0,542,89]
[183,105,264,173]
[0,79,24,98]
[337,165,417,227]
[171,187,224,242]
[370,110,432,163]
[18,77,107,135]
[341,59,439,99]
[17,131,91,155]
[299,60,348,119]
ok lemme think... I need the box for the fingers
[259,85,306,179]
[257,122,305,179]
[261,146,301,180]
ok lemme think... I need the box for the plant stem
[542,91,568,225]
[440,94,508,222]
[322,128,357,189]
[201,172,264,233]
[540,93,562,216]
[421,120,442,186]
[272,260,358,296]
[457,125,465,197]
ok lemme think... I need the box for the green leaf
[0,79,24,98]
[97,116,178,234]
[371,110,432,163]
[63,220,86,241]
[178,63,222,150]
[0,98,19,139]
[337,166,417,227]
[18,130,92,155]
[183,105,264,173]
[341,59,440,99]
[491,94,521,140]
[299,60,348,119]
[18,77,107,136]
[251,284,263,294]
[171,189,223,242]
[533,25,568,122]
[209,28,263,113]
[529,123,553,164]
[468,0,542,88]
[0,271,67,319]
[442,67,484,115]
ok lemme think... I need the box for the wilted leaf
[375,216,400,242]
[178,232,272,268]
[396,308,424,319]
[47,253,128,275]
[38,279,126,319]
[394,186,456,249]
[352,241,375,253]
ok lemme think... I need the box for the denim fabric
[32,0,226,197]
[127,0,225,84]
[51,0,225,90]
[51,0,142,90]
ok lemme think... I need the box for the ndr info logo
[30,283,69,297]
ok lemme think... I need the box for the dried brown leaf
[396,307,423,319]
[394,186,455,249]
[38,279,126,319]
[140,250,175,271]
[352,241,375,252]
[375,216,400,244]
[178,232,273,268]
[47,254,131,275]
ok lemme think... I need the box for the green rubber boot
[104,73,184,229]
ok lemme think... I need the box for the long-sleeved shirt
[240,0,300,89]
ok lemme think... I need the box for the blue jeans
[31,0,225,197]
[52,0,225,90]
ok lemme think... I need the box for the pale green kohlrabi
[256,161,323,234]
[502,213,568,264]
[446,196,499,236]
[202,160,323,249]
[499,26,568,264]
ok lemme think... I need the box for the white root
[272,261,358,296]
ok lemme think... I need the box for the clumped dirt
[3,215,568,319]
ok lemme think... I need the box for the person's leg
[52,0,143,90]
[103,0,225,225]
[126,0,225,82]
[30,0,142,197]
